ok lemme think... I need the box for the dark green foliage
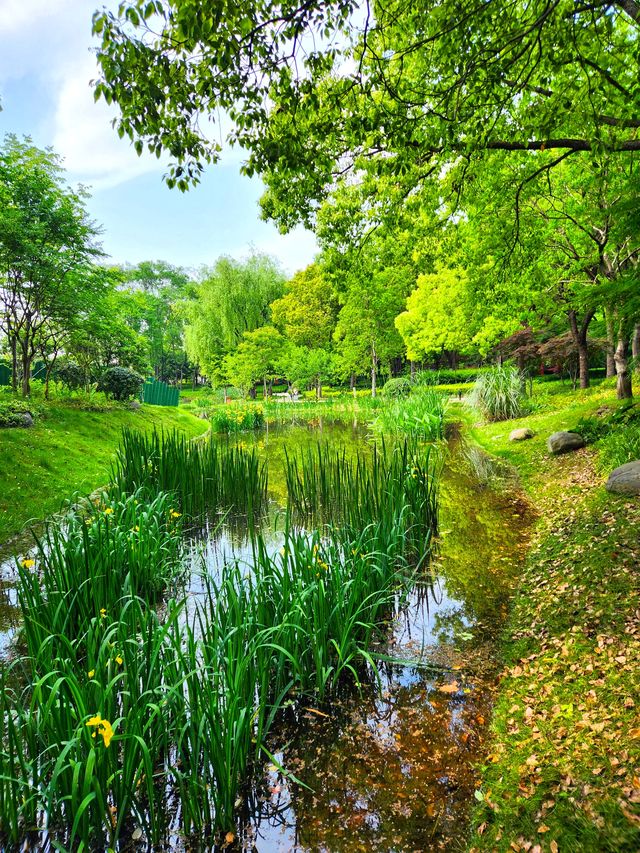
[54,360,87,390]
[97,366,144,401]
[576,403,640,470]
[0,398,40,427]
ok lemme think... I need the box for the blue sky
[0,0,318,275]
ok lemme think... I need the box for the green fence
[141,377,180,407]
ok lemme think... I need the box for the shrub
[0,399,40,427]
[470,364,526,421]
[97,367,144,401]
[54,360,87,390]
[381,377,413,398]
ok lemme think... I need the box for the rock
[128,400,142,410]
[510,427,534,441]
[547,431,585,455]
[605,461,640,495]
[18,412,34,428]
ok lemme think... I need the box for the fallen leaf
[439,681,459,694]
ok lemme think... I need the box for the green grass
[0,401,208,543]
[466,383,640,852]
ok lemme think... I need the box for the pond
[179,421,529,852]
[0,420,529,851]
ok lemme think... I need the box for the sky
[0,0,319,275]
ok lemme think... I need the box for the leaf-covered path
[469,437,640,851]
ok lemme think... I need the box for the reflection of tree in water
[0,581,19,638]
[275,670,494,853]
[436,453,529,641]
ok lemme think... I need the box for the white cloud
[52,54,168,190]
[253,227,319,275]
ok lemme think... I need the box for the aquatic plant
[210,403,265,433]
[0,426,440,849]
[111,428,268,520]
[372,387,447,441]
[285,438,438,563]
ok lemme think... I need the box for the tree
[395,267,476,368]
[270,264,338,351]
[120,260,194,382]
[224,326,286,397]
[0,135,103,395]
[94,1,640,228]
[184,254,285,385]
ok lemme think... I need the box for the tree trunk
[371,340,377,399]
[604,308,616,377]
[21,347,31,397]
[10,336,18,392]
[263,376,268,399]
[614,326,633,399]
[316,377,322,400]
[568,309,595,390]
[349,373,356,390]
[410,360,416,380]
[632,323,640,373]
[249,385,257,400]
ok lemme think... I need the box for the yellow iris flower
[86,714,114,748]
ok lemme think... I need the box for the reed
[0,428,440,849]
[111,428,268,521]
[372,387,447,440]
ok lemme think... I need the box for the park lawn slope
[0,402,208,543]
[467,386,640,852]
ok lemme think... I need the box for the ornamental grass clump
[470,363,526,421]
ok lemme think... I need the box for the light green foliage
[270,263,338,350]
[395,267,475,362]
[94,2,640,225]
[223,325,286,395]
[184,254,285,384]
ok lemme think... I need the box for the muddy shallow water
[0,420,530,851]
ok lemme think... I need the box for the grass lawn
[466,383,640,852]
[0,401,208,544]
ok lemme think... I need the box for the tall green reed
[111,428,268,521]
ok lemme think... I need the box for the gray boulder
[18,412,34,428]
[605,461,640,495]
[128,400,142,410]
[547,431,585,455]
[510,427,534,441]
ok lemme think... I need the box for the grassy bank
[467,385,640,852]
[0,401,208,543]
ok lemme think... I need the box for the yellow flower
[103,507,114,515]
[130,525,140,533]
[100,608,107,618]
[86,714,114,748]
[279,547,286,556]
[169,510,182,519]
[20,558,35,569]
[88,669,95,678]
[115,654,123,666]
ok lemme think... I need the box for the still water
[0,420,529,851]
